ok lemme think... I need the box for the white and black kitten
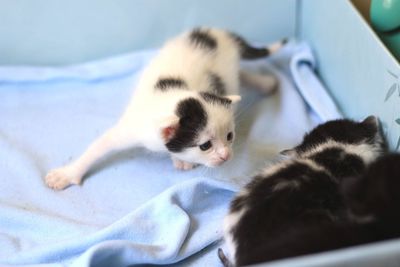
[45,27,286,190]
[220,153,400,264]
[220,116,386,266]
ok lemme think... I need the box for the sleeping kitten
[45,27,286,190]
[220,116,386,266]
[219,153,400,263]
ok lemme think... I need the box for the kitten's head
[161,92,240,167]
[281,116,386,164]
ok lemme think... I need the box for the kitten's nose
[219,150,230,162]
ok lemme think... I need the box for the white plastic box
[1,0,399,266]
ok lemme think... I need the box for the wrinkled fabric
[0,42,340,267]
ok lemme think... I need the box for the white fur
[271,159,329,192]
[257,139,383,192]
[297,158,330,174]
[261,161,288,177]
[299,139,383,165]
[223,207,247,263]
[45,28,280,190]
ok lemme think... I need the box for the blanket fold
[0,42,339,267]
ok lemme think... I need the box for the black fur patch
[233,161,343,266]
[233,153,400,264]
[208,72,226,95]
[347,153,400,218]
[166,98,207,152]
[200,92,231,107]
[229,32,270,59]
[189,28,217,50]
[295,119,381,154]
[155,77,187,91]
[310,148,365,179]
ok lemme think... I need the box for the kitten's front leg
[171,157,197,171]
[45,126,135,190]
[45,166,82,190]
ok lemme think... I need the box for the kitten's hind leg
[240,70,278,95]
[45,126,136,190]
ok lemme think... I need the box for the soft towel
[0,42,340,267]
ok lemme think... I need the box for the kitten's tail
[231,33,288,60]
[218,248,235,267]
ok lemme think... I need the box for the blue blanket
[0,43,341,267]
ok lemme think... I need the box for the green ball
[370,0,400,61]
[370,0,400,32]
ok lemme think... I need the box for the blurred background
[0,0,295,65]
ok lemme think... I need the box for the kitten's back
[140,28,241,95]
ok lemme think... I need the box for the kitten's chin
[207,159,229,167]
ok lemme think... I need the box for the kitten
[45,27,287,190]
[219,153,400,264]
[220,116,386,267]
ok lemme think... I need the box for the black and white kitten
[220,116,386,266]
[45,27,286,190]
[219,153,400,264]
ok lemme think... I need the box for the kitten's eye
[227,132,233,141]
[199,141,212,151]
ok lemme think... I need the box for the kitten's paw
[255,74,278,95]
[172,158,196,171]
[45,167,81,190]
[240,71,278,95]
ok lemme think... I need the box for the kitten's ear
[159,115,180,142]
[362,115,379,127]
[280,148,296,158]
[225,95,241,104]
[361,115,379,131]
